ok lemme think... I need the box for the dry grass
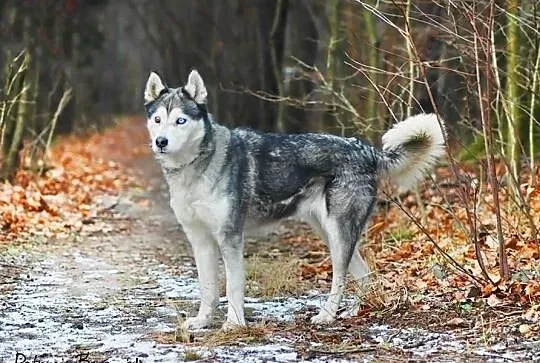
[200,322,272,347]
[145,301,194,344]
[158,300,193,343]
[349,274,411,315]
[174,315,193,344]
[245,254,309,298]
[181,349,203,361]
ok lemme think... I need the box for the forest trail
[0,121,538,362]
[0,157,196,361]
[0,155,327,362]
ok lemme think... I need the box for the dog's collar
[162,148,213,177]
[161,152,205,175]
[163,166,185,176]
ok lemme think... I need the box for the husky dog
[144,70,445,330]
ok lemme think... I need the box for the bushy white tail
[379,113,445,189]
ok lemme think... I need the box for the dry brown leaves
[284,164,540,312]
[0,117,150,243]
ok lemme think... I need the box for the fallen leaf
[447,317,468,327]
[486,294,502,307]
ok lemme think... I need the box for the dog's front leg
[182,228,219,330]
[218,233,246,330]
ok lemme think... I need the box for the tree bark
[1,52,30,181]
[505,0,522,199]
[362,1,380,132]
[270,0,289,132]
[326,0,341,90]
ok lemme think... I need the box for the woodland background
[1,0,539,147]
[1,0,539,296]
[0,1,539,356]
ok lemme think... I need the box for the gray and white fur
[143,70,445,330]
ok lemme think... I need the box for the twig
[309,346,378,354]
[469,3,509,280]
[384,191,486,286]
[40,87,72,175]
[0,262,25,269]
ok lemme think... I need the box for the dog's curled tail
[378,113,445,189]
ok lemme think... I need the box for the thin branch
[40,87,72,175]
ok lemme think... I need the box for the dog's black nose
[156,137,168,148]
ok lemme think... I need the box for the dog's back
[225,128,378,229]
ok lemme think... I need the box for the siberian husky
[143,70,445,330]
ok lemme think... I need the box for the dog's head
[144,70,208,166]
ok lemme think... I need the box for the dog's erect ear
[184,70,208,104]
[144,72,166,103]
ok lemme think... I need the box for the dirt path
[0,158,194,361]
[0,157,322,362]
[0,156,538,362]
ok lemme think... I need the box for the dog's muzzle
[156,136,168,152]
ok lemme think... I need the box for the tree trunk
[1,52,30,181]
[257,0,289,131]
[362,1,380,134]
[270,0,289,132]
[528,21,540,188]
[505,0,522,197]
[405,0,415,117]
[325,0,345,134]
[326,0,341,90]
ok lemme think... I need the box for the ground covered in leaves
[0,117,151,243]
[1,117,539,362]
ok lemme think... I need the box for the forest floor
[0,118,539,362]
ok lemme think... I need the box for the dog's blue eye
[176,117,188,125]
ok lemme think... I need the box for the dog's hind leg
[341,198,376,319]
[348,244,371,283]
[182,227,220,330]
[311,217,357,324]
[218,233,246,330]
[310,184,376,324]
[347,198,375,285]
[338,244,371,319]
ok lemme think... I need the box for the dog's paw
[221,319,246,331]
[310,311,336,325]
[182,316,211,330]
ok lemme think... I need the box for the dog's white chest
[168,176,230,231]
